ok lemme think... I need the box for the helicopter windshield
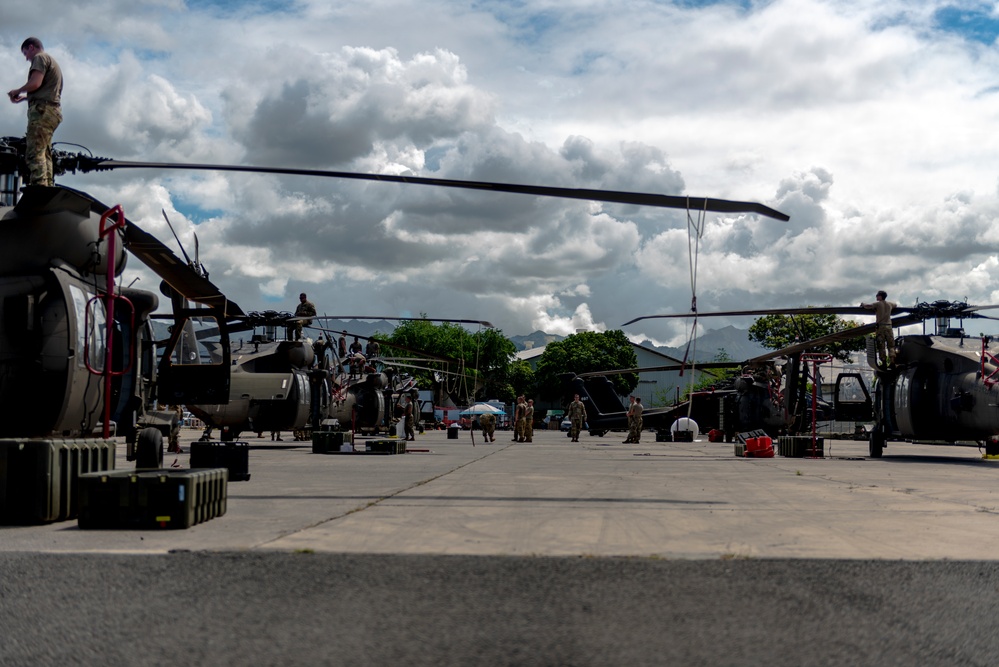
[72,284,106,372]
[164,314,224,366]
[156,309,231,404]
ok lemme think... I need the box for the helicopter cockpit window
[164,314,224,366]
[156,309,230,405]
[71,284,106,372]
[836,374,868,403]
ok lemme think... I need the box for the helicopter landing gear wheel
[869,428,885,459]
[136,427,164,469]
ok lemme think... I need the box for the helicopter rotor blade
[310,325,463,365]
[623,302,999,327]
[575,361,740,378]
[961,304,999,314]
[378,360,471,377]
[54,185,247,318]
[70,157,791,221]
[308,315,494,327]
[747,313,924,363]
[624,306,880,326]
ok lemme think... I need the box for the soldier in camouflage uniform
[524,399,535,443]
[167,405,183,453]
[861,290,897,368]
[312,335,328,368]
[479,412,496,442]
[631,397,644,443]
[8,38,63,186]
[292,292,316,341]
[624,396,637,443]
[403,396,416,441]
[567,393,587,443]
[512,395,527,442]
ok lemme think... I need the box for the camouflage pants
[26,102,61,186]
[629,417,643,443]
[569,418,584,440]
[875,326,895,366]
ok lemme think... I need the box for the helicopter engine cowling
[327,372,389,432]
[0,265,152,438]
[284,341,314,369]
[893,366,999,441]
[184,338,318,437]
[0,189,127,278]
[888,334,999,442]
[187,370,311,437]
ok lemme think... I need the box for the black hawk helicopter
[623,300,999,457]
[0,133,788,464]
[186,315,492,441]
[560,361,747,439]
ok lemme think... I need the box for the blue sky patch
[171,200,222,228]
[672,0,752,9]
[185,0,297,17]
[933,5,999,44]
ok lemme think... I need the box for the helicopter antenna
[161,209,193,266]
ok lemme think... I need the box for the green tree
[534,330,638,399]
[478,359,535,404]
[748,312,864,362]
[378,317,517,404]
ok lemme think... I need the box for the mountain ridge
[510,325,767,362]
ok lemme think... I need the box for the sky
[5,0,999,346]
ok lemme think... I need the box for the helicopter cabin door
[833,372,874,422]
[156,309,231,405]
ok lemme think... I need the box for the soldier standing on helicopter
[861,290,897,368]
[312,335,328,368]
[292,292,316,341]
[8,37,62,187]
[337,331,348,372]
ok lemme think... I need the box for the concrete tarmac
[4,427,999,665]
[4,427,999,559]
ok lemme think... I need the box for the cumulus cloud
[7,0,999,338]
